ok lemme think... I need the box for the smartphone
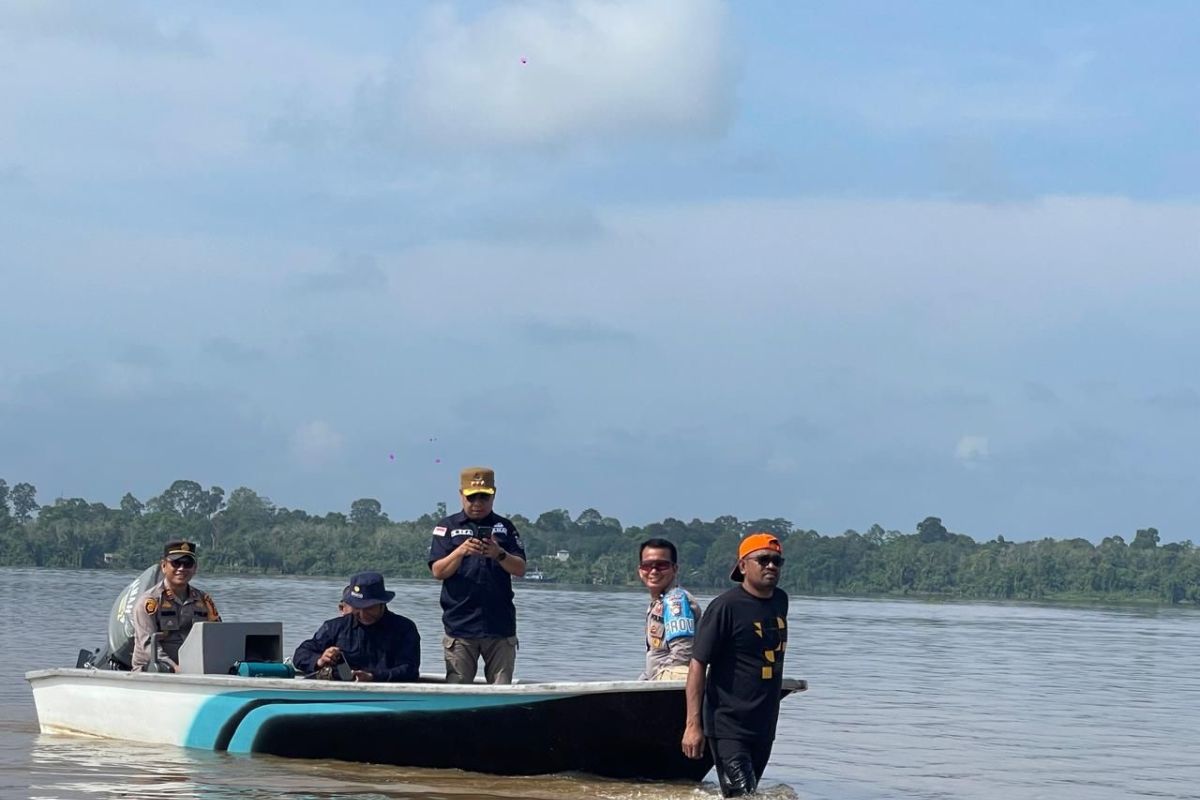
[472,524,492,540]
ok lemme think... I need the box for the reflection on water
[4,568,1200,799]
[27,735,710,800]
[26,734,763,800]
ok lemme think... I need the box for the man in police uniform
[131,540,222,672]
[636,537,702,680]
[428,466,526,683]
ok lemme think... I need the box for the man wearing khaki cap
[428,466,527,683]
[131,540,222,672]
[682,533,789,796]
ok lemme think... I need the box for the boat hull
[239,685,710,779]
[27,669,805,780]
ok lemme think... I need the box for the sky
[2,1,1199,542]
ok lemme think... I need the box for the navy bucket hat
[343,572,395,608]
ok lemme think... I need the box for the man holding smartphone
[428,466,527,683]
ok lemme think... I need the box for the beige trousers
[442,635,518,684]
[652,664,691,681]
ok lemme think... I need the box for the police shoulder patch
[433,526,448,537]
[144,598,158,614]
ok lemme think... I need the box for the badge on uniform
[144,598,158,614]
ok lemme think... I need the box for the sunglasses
[168,557,196,569]
[747,554,784,568]
[638,560,675,572]
[464,493,493,503]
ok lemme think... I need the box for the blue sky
[2,1,1198,542]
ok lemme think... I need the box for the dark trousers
[708,737,774,797]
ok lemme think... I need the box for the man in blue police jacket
[429,466,526,684]
[292,571,420,682]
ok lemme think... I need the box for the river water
[0,567,1196,800]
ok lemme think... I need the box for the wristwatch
[496,550,508,562]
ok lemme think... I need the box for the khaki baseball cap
[460,466,496,495]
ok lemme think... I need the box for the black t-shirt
[692,586,790,741]
[427,510,526,638]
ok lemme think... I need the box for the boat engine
[78,562,164,670]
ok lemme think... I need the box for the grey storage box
[176,622,284,675]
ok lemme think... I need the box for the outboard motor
[79,562,163,670]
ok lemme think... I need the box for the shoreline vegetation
[1,478,1197,606]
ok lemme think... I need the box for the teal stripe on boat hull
[184,690,558,751]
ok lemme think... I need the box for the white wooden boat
[27,666,805,779]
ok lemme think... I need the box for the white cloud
[291,421,345,468]
[806,49,1096,133]
[766,455,798,473]
[96,361,157,399]
[360,0,736,151]
[0,10,382,179]
[955,435,990,465]
[1147,387,1200,414]
[573,195,1200,327]
[0,1,205,54]
[294,253,388,294]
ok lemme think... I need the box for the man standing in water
[428,466,526,683]
[682,533,789,797]
[636,537,702,680]
[131,540,221,672]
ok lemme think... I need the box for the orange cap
[730,532,783,581]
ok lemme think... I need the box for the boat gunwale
[26,668,806,697]
[27,667,805,697]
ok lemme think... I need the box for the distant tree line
[1,477,1197,605]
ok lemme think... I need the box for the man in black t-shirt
[428,466,527,683]
[683,533,789,797]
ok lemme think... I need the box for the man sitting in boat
[637,537,702,681]
[292,571,421,682]
[336,584,352,615]
[131,540,222,672]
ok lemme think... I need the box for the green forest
[1,477,1197,605]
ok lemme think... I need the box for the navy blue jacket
[292,610,421,682]
[428,510,526,638]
